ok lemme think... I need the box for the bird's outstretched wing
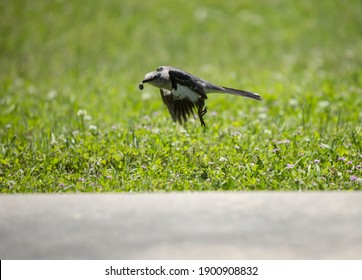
[160,89,198,124]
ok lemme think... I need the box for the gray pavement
[0,192,361,259]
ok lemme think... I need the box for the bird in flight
[139,66,262,126]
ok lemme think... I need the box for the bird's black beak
[141,77,153,83]
[139,77,154,90]
[139,71,160,90]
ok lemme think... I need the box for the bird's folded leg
[202,106,208,116]
[198,105,207,127]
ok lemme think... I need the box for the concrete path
[1,192,361,259]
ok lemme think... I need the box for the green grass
[1,0,361,192]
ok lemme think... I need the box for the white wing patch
[172,84,199,102]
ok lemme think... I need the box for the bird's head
[139,66,171,90]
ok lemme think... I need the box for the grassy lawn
[0,0,361,192]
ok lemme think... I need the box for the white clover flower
[47,89,57,99]
[219,157,227,162]
[84,115,92,121]
[141,92,152,100]
[318,100,330,108]
[50,133,57,145]
[77,109,87,116]
[289,98,299,107]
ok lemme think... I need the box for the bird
[139,66,262,127]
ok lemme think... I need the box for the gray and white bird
[139,66,262,126]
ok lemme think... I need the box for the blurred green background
[0,0,361,191]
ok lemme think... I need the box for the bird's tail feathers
[221,86,262,101]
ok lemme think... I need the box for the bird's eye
[156,67,163,71]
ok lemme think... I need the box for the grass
[0,0,361,192]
